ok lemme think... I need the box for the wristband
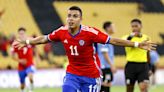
[134,42,139,47]
[25,39,30,45]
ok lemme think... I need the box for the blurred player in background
[13,6,156,92]
[122,19,151,92]
[98,21,116,92]
[149,50,159,87]
[0,8,5,29]
[11,27,37,92]
[0,9,5,18]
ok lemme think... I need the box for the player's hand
[111,65,117,73]
[139,40,157,51]
[12,39,26,49]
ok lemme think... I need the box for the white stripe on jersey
[93,56,103,78]
[92,44,103,78]
[105,36,110,44]
[82,25,98,35]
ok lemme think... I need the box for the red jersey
[48,25,110,78]
[12,45,34,71]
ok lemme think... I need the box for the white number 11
[69,45,79,56]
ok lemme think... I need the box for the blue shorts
[62,73,101,92]
[18,65,36,84]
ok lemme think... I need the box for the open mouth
[133,31,139,33]
[69,22,74,26]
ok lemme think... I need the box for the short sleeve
[48,27,61,42]
[91,28,110,44]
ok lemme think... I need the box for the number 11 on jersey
[69,45,79,56]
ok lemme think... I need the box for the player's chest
[131,36,147,42]
[61,32,92,45]
[61,32,92,53]
[17,45,32,55]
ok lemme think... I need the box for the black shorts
[125,62,149,85]
[102,68,113,83]
[149,64,156,73]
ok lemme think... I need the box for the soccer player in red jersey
[11,28,36,92]
[13,6,156,92]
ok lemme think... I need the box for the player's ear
[80,16,82,22]
[140,24,143,28]
[80,16,82,20]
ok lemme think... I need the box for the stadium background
[0,0,164,92]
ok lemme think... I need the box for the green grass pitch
[0,85,163,92]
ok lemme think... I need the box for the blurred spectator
[43,43,54,64]
[137,2,145,15]
[0,33,9,57]
[6,65,12,70]
[31,34,42,65]
[0,9,5,17]
[159,33,164,44]
[8,33,16,45]
[0,8,5,29]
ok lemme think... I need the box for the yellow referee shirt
[122,34,150,63]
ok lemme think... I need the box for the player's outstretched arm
[27,35,49,45]
[12,35,49,49]
[109,38,157,51]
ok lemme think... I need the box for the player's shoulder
[49,26,67,36]
[52,25,68,33]
[58,25,68,30]
[142,34,151,40]
[81,25,100,35]
[142,34,149,37]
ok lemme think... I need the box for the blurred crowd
[0,32,15,57]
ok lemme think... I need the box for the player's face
[131,22,142,35]
[66,10,82,29]
[18,30,26,40]
[106,24,115,34]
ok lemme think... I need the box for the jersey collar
[68,25,82,38]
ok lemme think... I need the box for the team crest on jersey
[79,40,85,46]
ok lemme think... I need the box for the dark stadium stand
[26,0,66,55]
[58,0,164,12]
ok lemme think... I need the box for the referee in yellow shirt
[123,19,150,92]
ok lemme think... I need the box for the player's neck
[108,33,113,36]
[69,25,81,36]
[106,31,113,36]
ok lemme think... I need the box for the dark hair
[18,27,26,32]
[103,21,112,30]
[131,19,142,24]
[69,6,82,16]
